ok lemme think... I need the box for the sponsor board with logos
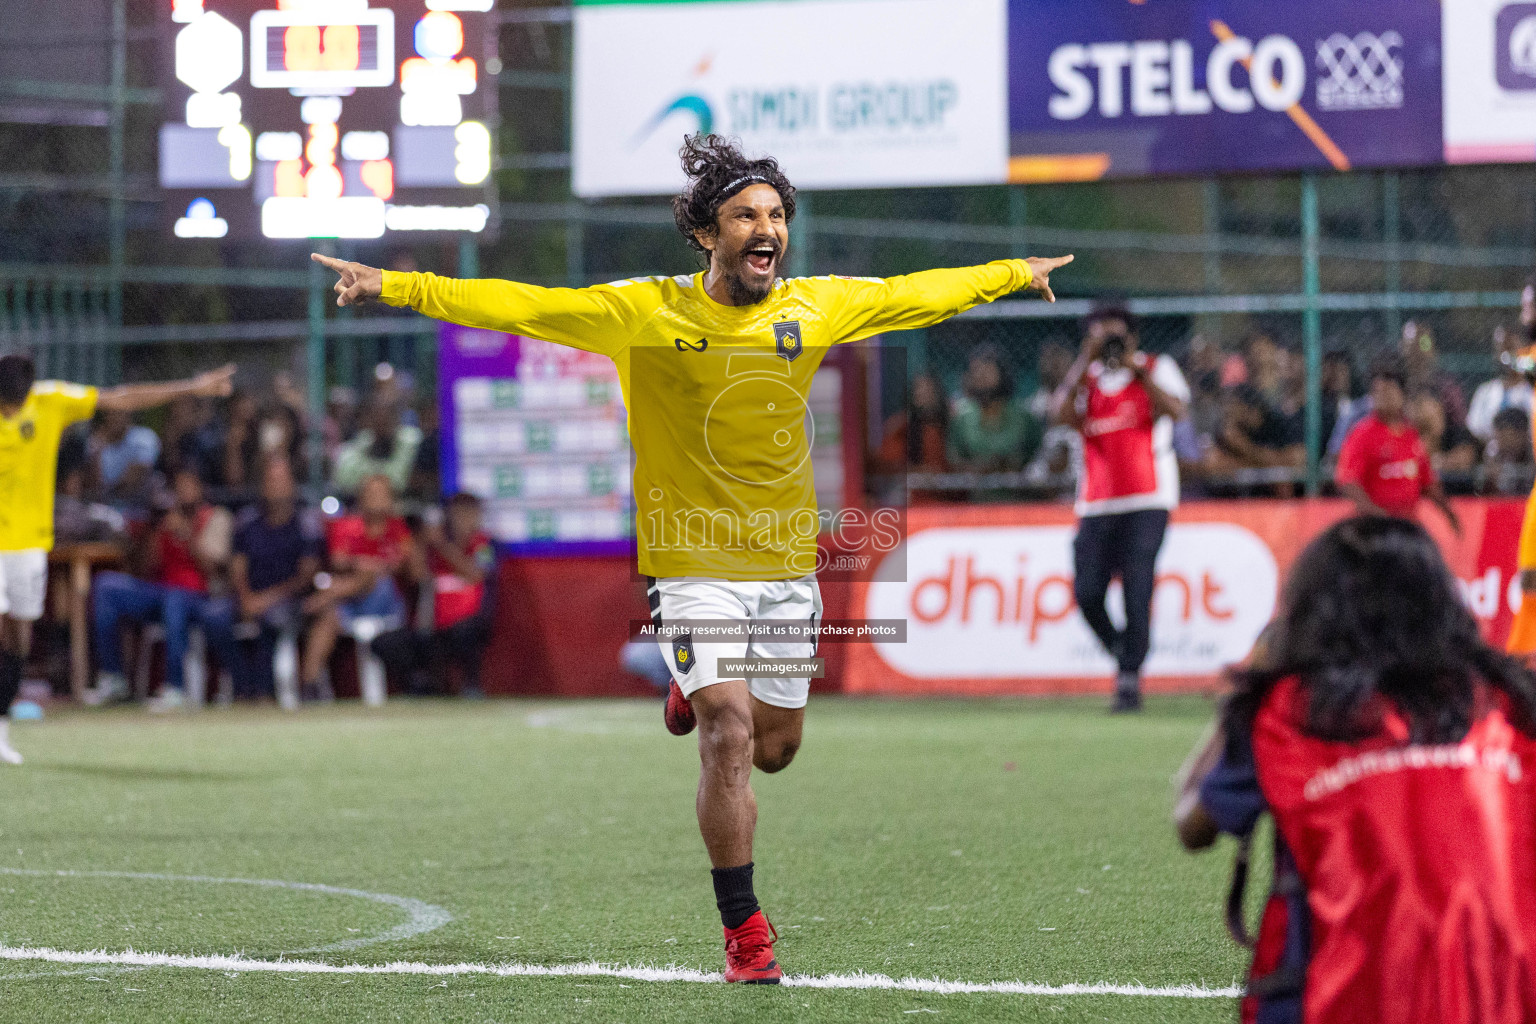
[845,499,1525,696]
[571,0,1008,196]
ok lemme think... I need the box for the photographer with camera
[1054,306,1189,712]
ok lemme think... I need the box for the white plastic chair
[341,614,401,707]
[273,626,301,712]
[134,624,205,706]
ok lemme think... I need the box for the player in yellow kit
[313,134,1072,982]
[0,353,234,763]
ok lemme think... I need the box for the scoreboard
[159,0,496,240]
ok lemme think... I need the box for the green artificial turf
[0,696,1251,1023]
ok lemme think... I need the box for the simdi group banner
[570,0,1009,196]
[573,0,1536,195]
[843,499,1527,697]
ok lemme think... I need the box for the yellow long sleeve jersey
[383,261,1033,579]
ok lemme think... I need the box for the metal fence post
[1382,171,1402,344]
[789,192,812,278]
[1008,185,1028,259]
[106,0,127,386]
[1302,174,1323,497]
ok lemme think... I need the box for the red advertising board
[845,499,1528,697]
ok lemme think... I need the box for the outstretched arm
[828,256,1073,343]
[98,365,235,413]
[310,254,643,356]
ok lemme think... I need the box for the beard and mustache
[714,235,783,305]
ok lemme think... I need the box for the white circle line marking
[0,868,452,954]
[0,945,1241,999]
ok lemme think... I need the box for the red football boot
[723,910,781,984]
[664,681,696,736]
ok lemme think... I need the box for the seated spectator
[1242,332,1285,408]
[875,372,950,474]
[1208,384,1305,473]
[1323,350,1370,456]
[1335,363,1459,531]
[1408,390,1479,480]
[1026,341,1074,422]
[221,390,261,490]
[87,469,235,711]
[300,474,414,700]
[410,400,441,498]
[1467,324,1533,443]
[373,493,496,698]
[88,408,160,505]
[253,401,306,484]
[1175,516,1536,1024]
[54,463,126,547]
[323,385,359,467]
[1481,406,1534,496]
[157,396,221,484]
[228,457,322,701]
[947,345,1041,475]
[1401,320,1468,427]
[331,400,422,497]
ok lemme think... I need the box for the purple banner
[1008,0,1443,181]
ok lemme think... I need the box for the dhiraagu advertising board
[571,0,1009,196]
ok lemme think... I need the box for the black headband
[714,174,772,207]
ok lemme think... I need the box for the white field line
[0,946,1241,999]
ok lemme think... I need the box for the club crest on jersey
[672,634,696,674]
[17,421,33,441]
[773,321,803,362]
[674,337,708,352]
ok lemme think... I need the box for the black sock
[0,651,20,716]
[711,863,759,930]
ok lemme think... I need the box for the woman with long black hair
[1177,515,1536,1024]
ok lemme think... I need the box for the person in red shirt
[1056,306,1190,712]
[1335,362,1460,531]
[89,469,236,711]
[372,492,496,698]
[300,473,414,701]
[1176,515,1536,1024]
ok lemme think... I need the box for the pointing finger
[310,253,348,273]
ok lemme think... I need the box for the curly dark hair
[1223,515,1536,750]
[672,134,796,261]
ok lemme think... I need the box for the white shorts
[648,576,822,709]
[0,549,48,622]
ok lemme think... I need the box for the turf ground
[0,696,1252,1023]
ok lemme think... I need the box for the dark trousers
[372,615,491,695]
[1072,508,1169,680]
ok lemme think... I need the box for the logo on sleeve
[672,634,696,675]
[773,321,803,362]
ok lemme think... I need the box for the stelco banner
[571,0,1008,197]
[844,500,1527,696]
[1008,0,1445,181]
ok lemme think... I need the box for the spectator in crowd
[1026,341,1074,422]
[221,390,261,490]
[1242,332,1285,409]
[1481,406,1535,496]
[252,402,306,484]
[157,396,220,484]
[1335,363,1459,531]
[1324,350,1370,456]
[300,474,414,701]
[947,344,1041,475]
[88,408,160,504]
[331,399,422,496]
[1400,320,1468,427]
[87,469,236,711]
[876,372,950,474]
[1055,306,1189,712]
[1523,274,1536,341]
[410,400,441,499]
[1466,324,1533,443]
[53,462,126,547]
[1208,384,1305,475]
[323,385,359,467]
[1409,390,1480,481]
[373,493,496,698]
[1175,516,1536,1024]
[228,457,322,701]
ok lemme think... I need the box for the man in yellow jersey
[0,353,234,763]
[313,134,1072,982]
